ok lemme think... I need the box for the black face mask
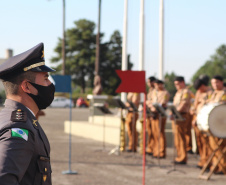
[27,82,55,110]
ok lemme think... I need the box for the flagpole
[159,0,164,80]
[62,0,66,75]
[121,0,128,103]
[139,2,145,184]
[139,0,145,106]
[62,91,78,175]
[139,0,145,71]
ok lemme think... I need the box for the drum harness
[209,89,226,103]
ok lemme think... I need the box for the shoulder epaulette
[11,109,27,122]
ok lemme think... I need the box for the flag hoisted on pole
[115,70,147,185]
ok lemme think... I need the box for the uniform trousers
[209,136,226,173]
[146,116,154,153]
[172,113,190,163]
[185,113,192,152]
[151,115,166,157]
[193,114,210,167]
[125,112,138,151]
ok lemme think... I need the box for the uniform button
[45,168,47,172]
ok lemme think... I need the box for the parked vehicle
[76,97,89,108]
[50,96,74,108]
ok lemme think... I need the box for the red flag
[116,70,146,93]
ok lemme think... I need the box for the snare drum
[196,103,219,131]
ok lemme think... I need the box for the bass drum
[196,103,219,132]
[208,104,226,138]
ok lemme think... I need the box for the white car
[50,97,74,108]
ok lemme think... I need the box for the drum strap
[216,90,225,102]
[203,92,209,105]
[209,91,223,103]
[204,93,208,102]
[154,89,158,103]
[176,89,184,107]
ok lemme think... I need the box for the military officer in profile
[0,43,55,184]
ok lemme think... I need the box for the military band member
[0,43,55,184]
[147,80,170,158]
[171,76,192,164]
[207,75,226,174]
[146,76,156,155]
[191,76,212,168]
[186,90,195,154]
[125,92,140,152]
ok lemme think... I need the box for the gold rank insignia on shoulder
[11,109,27,122]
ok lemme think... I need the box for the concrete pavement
[39,107,226,185]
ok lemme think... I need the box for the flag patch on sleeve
[11,128,28,141]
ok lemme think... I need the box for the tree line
[51,19,132,96]
[51,19,226,98]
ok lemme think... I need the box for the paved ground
[39,108,226,185]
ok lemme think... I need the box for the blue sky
[1,0,226,83]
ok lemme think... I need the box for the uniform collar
[178,87,186,92]
[26,107,36,117]
[214,89,224,92]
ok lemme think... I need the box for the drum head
[208,104,226,138]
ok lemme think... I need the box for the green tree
[99,30,133,95]
[51,19,133,95]
[192,44,226,82]
[164,72,177,101]
[51,19,96,93]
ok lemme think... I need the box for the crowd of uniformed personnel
[124,74,226,174]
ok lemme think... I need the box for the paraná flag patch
[11,128,28,141]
